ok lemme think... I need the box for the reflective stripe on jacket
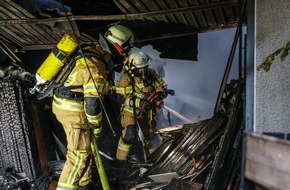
[117,69,165,113]
[53,95,84,112]
[53,45,110,113]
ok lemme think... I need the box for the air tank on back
[29,33,78,94]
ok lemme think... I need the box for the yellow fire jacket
[116,68,165,114]
[52,44,111,126]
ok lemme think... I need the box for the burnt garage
[1,0,289,190]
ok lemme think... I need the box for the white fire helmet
[104,24,134,50]
[129,52,150,78]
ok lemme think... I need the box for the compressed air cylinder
[36,33,78,84]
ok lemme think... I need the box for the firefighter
[52,24,134,190]
[115,51,168,161]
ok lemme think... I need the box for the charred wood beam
[204,81,244,189]
[0,1,238,26]
[214,0,246,115]
[0,38,22,64]
[0,37,34,73]
[136,23,239,43]
[29,104,49,177]
[20,24,239,49]
[16,23,238,51]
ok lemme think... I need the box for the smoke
[138,28,240,127]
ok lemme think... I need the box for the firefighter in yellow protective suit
[115,52,168,161]
[52,24,134,190]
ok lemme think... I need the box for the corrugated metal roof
[0,0,97,51]
[113,0,240,41]
[0,0,243,60]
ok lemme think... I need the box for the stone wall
[256,0,290,132]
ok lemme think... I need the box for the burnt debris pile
[120,79,244,189]
[0,79,244,190]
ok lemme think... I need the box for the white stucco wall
[256,0,290,133]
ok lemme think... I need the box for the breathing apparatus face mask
[133,66,149,79]
[120,36,133,53]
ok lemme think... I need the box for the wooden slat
[194,10,207,28]
[245,133,290,190]
[213,7,226,26]
[30,104,50,177]
[204,9,217,27]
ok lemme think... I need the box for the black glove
[139,99,151,109]
[156,91,166,101]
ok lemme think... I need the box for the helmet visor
[121,35,133,51]
[135,67,149,78]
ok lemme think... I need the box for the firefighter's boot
[78,183,97,190]
[116,138,131,160]
[116,148,129,160]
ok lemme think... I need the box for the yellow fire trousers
[53,105,92,189]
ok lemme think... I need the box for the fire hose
[162,105,193,124]
[90,131,110,190]
[136,87,175,110]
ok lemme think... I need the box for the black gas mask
[133,66,149,79]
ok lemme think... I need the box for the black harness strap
[74,47,107,67]
[53,46,108,102]
[52,46,67,61]
[54,85,84,101]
